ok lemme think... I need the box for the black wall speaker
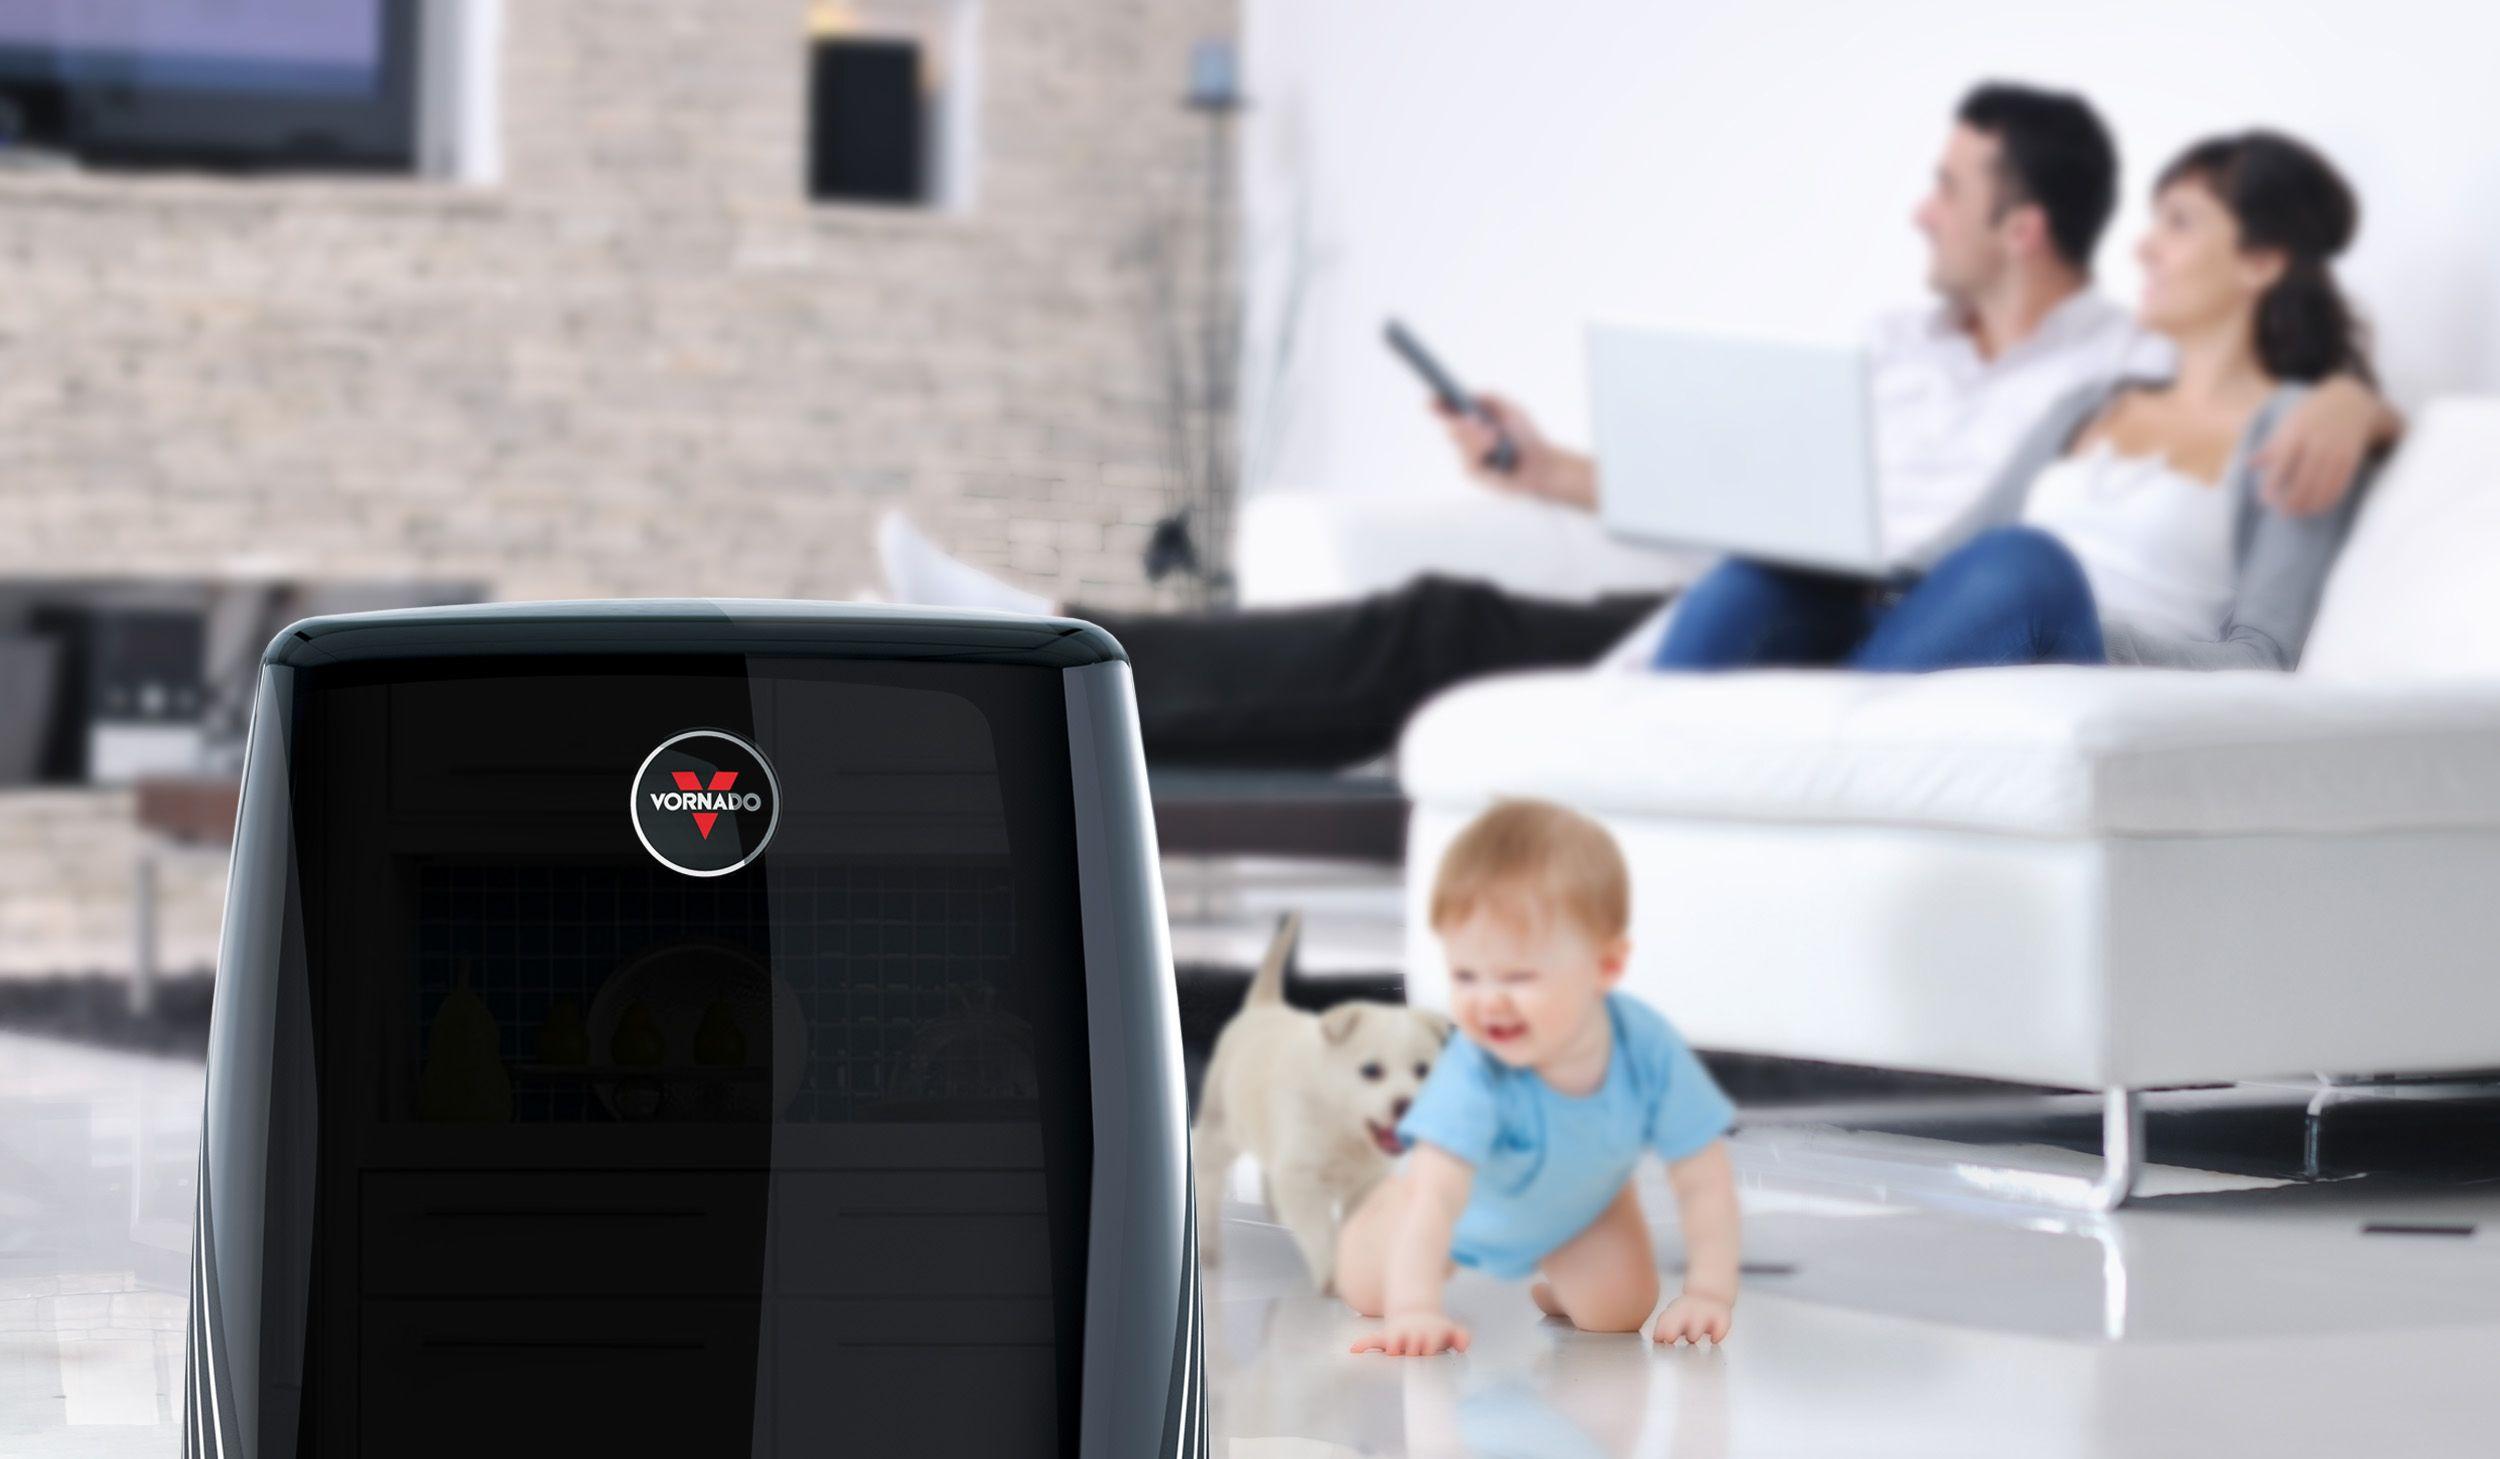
[808,37,925,204]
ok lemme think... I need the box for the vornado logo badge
[630,729,781,877]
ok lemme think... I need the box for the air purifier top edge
[262,597,1127,672]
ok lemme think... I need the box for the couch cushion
[2304,397,2500,679]
[1399,666,2500,837]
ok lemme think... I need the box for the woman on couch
[1655,130,2377,674]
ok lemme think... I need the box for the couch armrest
[1235,490,1708,607]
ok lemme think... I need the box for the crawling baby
[1337,798,1741,1355]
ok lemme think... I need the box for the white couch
[1379,398,2500,1207]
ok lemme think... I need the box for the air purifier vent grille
[410,857,1025,1123]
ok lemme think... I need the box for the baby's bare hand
[1652,1293,1732,1346]
[1350,1312,1471,1357]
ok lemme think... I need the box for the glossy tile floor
[1216,1074,2500,1457]
[9,1029,2500,1456]
[1,1033,196,1458]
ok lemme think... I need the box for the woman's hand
[1434,392,1599,510]
[1651,1292,1733,1346]
[1350,1311,1472,1357]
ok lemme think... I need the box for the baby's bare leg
[1535,1181,1660,1334]
[1331,1172,1411,1318]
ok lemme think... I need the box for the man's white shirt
[1867,290,2173,561]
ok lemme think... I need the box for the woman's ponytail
[2256,256,2372,385]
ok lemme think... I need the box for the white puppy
[1193,915,1452,1293]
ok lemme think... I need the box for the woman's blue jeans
[1653,525,2107,671]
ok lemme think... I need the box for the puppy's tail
[1244,911,1300,1009]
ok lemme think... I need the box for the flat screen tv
[0,0,418,172]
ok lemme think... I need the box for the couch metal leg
[1726,1084,2146,1216]
[2088,1087,2143,1213]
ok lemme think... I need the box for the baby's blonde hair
[1429,798,1629,943]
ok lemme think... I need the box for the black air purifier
[185,601,1201,1458]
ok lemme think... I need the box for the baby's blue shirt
[1394,991,1735,1280]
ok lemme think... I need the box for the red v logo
[670,770,740,838]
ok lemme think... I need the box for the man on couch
[881,82,2399,768]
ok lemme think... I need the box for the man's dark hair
[1955,82,2119,274]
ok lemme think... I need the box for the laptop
[1590,324,1895,576]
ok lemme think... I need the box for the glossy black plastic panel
[189,603,1194,1459]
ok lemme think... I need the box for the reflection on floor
[1211,1079,2500,1458]
[8,1029,2500,1457]
[1,1033,197,1457]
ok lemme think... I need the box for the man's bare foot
[1530,1280,1568,1320]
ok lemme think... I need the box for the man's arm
[2254,373,2403,516]
[1654,1140,1740,1345]
[1435,392,1601,511]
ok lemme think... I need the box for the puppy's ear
[1415,1008,1455,1044]
[1319,1003,1367,1045]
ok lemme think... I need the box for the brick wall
[0,0,1235,978]
[0,0,1235,607]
